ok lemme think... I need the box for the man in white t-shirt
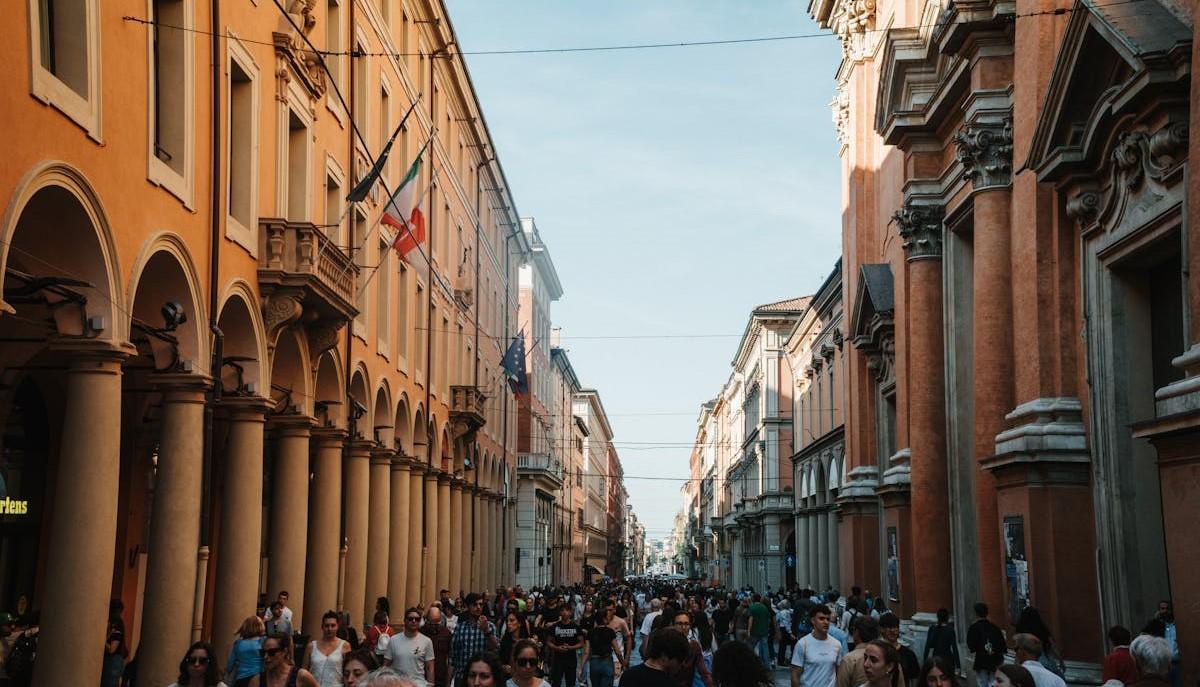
[639,599,663,656]
[386,607,437,687]
[791,604,843,687]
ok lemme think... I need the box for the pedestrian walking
[1102,626,1138,685]
[877,615,918,687]
[921,610,959,672]
[789,604,843,687]
[745,595,771,669]
[254,632,320,687]
[711,640,772,687]
[668,611,712,687]
[918,656,959,687]
[385,607,436,687]
[579,612,622,687]
[861,640,900,687]
[452,594,500,685]
[966,604,1005,687]
[169,641,225,687]
[341,650,380,687]
[1128,635,1172,687]
[1014,609,1063,679]
[304,611,352,687]
[835,616,879,687]
[423,606,455,687]
[264,592,295,637]
[226,616,267,687]
[992,665,1036,687]
[1013,634,1066,687]
[547,604,585,687]
[509,639,551,687]
[619,629,688,687]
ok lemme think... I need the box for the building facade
[0,0,552,684]
[787,260,845,595]
[809,0,1200,676]
[574,388,617,579]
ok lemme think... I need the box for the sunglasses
[261,647,285,658]
[188,655,211,666]
[516,658,539,668]
[406,616,422,622]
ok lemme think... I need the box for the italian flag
[385,156,425,260]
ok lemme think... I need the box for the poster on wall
[1003,516,1030,623]
[886,527,900,603]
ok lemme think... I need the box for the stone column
[827,509,840,590]
[449,480,463,595]
[895,201,954,613]
[460,484,473,592]
[137,374,212,687]
[386,457,409,609]
[211,397,271,666]
[304,428,345,636]
[268,416,313,630]
[480,493,493,590]
[438,475,452,591]
[365,447,393,625]
[406,463,424,607]
[793,515,805,587]
[343,440,372,628]
[32,343,129,687]
[816,508,830,590]
[423,470,440,604]
[959,117,1014,616]
[808,508,819,587]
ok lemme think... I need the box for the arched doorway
[0,379,50,616]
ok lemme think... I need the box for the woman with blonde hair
[227,616,267,687]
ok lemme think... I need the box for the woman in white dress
[303,610,352,687]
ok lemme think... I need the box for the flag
[385,156,425,260]
[346,97,421,202]
[501,332,528,393]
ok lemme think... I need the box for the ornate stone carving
[262,290,304,348]
[892,202,944,260]
[1112,125,1188,191]
[832,328,844,349]
[831,0,878,60]
[307,321,344,361]
[831,86,851,149]
[1065,190,1101,223]
[955,118,1013,189]
[273,30,327,103]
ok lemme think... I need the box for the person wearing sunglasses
[508,639,550,687]
[169,641,224,687]
[384,607,436,687]
[253,632,319,687]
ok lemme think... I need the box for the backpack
[374,626,392,656]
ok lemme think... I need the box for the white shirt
[639,611,661,637]
[791,634,843,687]
[387,632,436,687]
[1022,660,1067,687]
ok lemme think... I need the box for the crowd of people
[0,580,1184,687]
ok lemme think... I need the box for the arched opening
[348,367,369,439]
[313,352,345,429]
[373,383,392,446]
[0,379,50,615]
[412,407,427,462]
[216,288,266,396]
[394,396,412,455]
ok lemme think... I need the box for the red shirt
[1103,646,1139,685]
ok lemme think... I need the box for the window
[353,38,369,142]
[397,263,409,360]
[146,0,194,200]
[379,81,391,182]
[325,0,343,106]
[286,109,309,221]
[226,37,259,251]
[30,0,101,136]
[416,283,426,382]
[440,314,450,395]
[353,209,368,332]
[325,171,342,246]
[377,238,391,352]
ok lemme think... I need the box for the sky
[448,1,845,541]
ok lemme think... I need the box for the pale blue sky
[449,1,844,541]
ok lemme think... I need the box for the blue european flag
[501,333,528,393]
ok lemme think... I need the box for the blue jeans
[752,636,771,669]
[589,656,614,687]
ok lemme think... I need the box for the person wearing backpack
[966,603,1006,687]
[364,611,395,662]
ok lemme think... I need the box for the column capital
[311,426,348,447]
[218,395,274,421]
[437,472,452,485]
[150,372,214,402]
[424,469,441,483]
[50,338,138,369]
[893,202,945,261]
[955,117,1013,190]
[371,447,396,467]
[346,438,375,458]
[268,413,315,437]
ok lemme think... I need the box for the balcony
[450,385,487,442]
[258,218,358,322]
[518,452,565,488]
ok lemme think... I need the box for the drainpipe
[202,0,224,550]
[472,155,491,565]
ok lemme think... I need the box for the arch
[125,232,209,374]
[269,327,312,416]
[1,161,125,341]
[314,349,346,428]
[828,454,841,490]
[393,393,412,454]
[216,279,269,395]
[428,414,440,468]
[373,380,392,446]
[814,461,828,505]
[412,405,428,461]
[439,425,452,473]
[348,364,371,438]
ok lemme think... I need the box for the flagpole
[346,94,422,203]
[354,164,443,297]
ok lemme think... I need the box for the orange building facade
[0,0,534,684]
[811,0,1199,678]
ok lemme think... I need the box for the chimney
[551,327,562,347]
